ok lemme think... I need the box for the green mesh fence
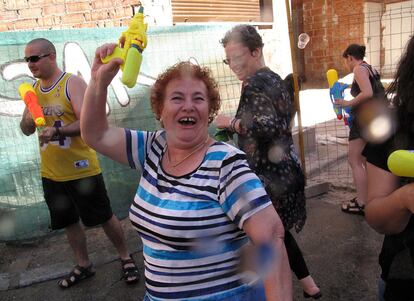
[0,25,239,242]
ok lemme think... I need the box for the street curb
[0,247,142,291]
[305,182,330,199]
[0,273,9,291]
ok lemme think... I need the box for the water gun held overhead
[18,83,45,128]
[101,6,148,88]
[326,69,349,122]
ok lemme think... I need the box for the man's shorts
[42,174,113,230]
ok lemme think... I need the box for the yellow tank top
[35,72,101,181]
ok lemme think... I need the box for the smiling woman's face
[224,41,256,81]
[160,77,210,148]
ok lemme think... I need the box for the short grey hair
[220,25,264,52]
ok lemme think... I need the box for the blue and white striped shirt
[126,130,271,300]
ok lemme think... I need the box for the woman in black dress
[215,25,321,299]
[337,44,384,215]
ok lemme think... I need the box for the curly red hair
[150,62,221,124]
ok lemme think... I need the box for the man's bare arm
[20,107,36,136]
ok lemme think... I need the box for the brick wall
[0,0,140,32]
[299,0,414,84]
[300,0,366,83]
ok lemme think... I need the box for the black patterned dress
[235,67,306,232]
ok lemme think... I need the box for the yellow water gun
[102,6,148,88]
[387,150,414,177]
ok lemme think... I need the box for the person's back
[339,43,384,216]
[216,24,320,298]
[240,68,294,143]
[363,35,414,301]
[237,67,305,220]
[363,128,414,300]
[350,61,385,104]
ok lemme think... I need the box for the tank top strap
[360,62,379,79]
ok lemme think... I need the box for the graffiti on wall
[0,42,157,118]
[0,25,234,241]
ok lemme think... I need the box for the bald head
[25,38,59,80]
[26,38,56,56]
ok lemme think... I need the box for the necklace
[166,137,210,168]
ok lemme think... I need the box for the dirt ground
[0,186,384,301]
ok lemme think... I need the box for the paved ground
[0,117,382,300]
[0,186,383,301]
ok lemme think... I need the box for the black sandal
[58,264,95,289]
[304,290,322,299]
[121,257,140,285]
[341,197,365,215]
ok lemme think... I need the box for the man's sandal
[341,197,365,216]
[58,264,95,289]
[121,257,140,285]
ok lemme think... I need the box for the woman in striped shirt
[81,43,292,300]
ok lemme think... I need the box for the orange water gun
[18,83,46,127]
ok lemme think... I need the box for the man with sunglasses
[19,38,139,288]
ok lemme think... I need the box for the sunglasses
[24,53,51,63]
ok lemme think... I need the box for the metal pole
[285,0,307,174]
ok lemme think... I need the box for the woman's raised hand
[91,43,123,88]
